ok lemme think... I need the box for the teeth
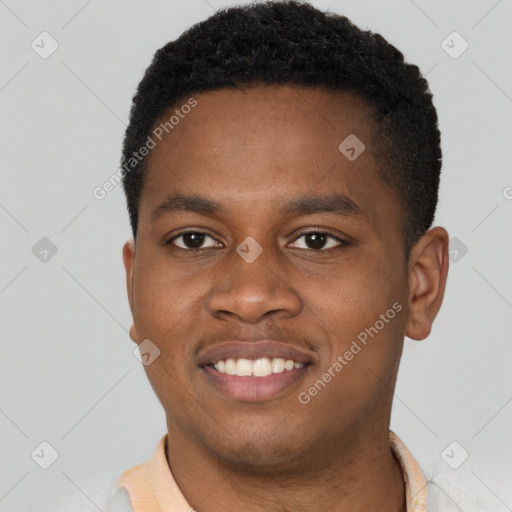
[214,360,226,373]
[253,357,272,377]
[272,358,285,373]
[225,358,237,375]
[211,357,305,377]
[235,358,253,376]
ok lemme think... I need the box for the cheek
[297,307,404,432]
[131,263,205,398]
[302,256,406,393]
[311,253,403,325]
[132,256,207,335]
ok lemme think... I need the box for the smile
[212,357,304,377]
[198,340,316,402]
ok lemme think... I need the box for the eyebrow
[151,192,361,222]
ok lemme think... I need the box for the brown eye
[167,231,220,251]
[289,231,348,251]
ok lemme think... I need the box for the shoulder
[54,475,133,512]
[90,476,133,512]
[423,462,507,512]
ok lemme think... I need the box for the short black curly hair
[120,0,441,252]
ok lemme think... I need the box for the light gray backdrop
[1,0,511,510]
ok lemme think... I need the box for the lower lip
[201,365,310,402]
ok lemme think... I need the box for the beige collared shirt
[116,430,428,511]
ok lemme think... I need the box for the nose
[206,245,303,324]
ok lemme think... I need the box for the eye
[289,230,348,251]
[166,229,349,252]
[166,229,221,251]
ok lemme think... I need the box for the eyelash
[165,228,350,253]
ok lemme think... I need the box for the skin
[123,84,449,511]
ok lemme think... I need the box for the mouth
[198,341,315,402]
[212,357,305,376]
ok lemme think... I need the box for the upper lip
[197,340,317,367]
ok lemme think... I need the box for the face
[123,85,436,471]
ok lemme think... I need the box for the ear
[405,227,449,340]
[122,239,139,344]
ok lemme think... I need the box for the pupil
[182,232,327,250]
[185,232,204,248]
[307,233,325,249]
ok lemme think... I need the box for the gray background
[1,0,511,510]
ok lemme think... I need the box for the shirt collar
[118,430,428,511]
[389,430,428,511]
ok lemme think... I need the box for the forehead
[148,85,375,166]
[139,85,397,227]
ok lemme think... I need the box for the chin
[204,431,309,473]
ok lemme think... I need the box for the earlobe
[129,323,139,344]
[405,227,449,341]
[123,239,139,344]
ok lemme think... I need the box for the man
[95,1,497,510]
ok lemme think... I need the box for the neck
[165,421,406,512]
